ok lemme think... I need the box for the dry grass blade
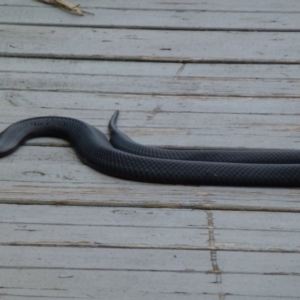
[35,0,85,16]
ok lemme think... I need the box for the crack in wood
[206,211,224,299]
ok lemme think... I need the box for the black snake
[0,113,300,187]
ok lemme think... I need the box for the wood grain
[1,25,300,62]
[1,6,300,31]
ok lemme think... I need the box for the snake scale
[1,112,300,187]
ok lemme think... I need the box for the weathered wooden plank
[1,25,300,62]
[1,6,299,31]
[2,69,300,98]
[213,211,300,231]
[221,274,299,298]
[1,205,300,251]
[1,59,300,98]
[1,57,180,76]
[3,58,300,78]
[1,109,300,150]
[0,205,207,248]
[0,223,206,248]
[1,247,299,299]
[1,177,300,211]
[212,211,300,251]
[1,148,300,210]
[0,204,207,228]
[2,0,300,12]
[0,246,212,271]
[215,229,300,251]
[1,91,299,115]
[0,271,296,299]
[2,246,298,275]
[1,108,299,137]
[1,59,300,148]
[2,247,298,299]
[0,294,216,300]
[0,269,217,299]
[218,251,300,274]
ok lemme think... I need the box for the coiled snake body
[1,113,300,187]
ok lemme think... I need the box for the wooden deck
[1,0,300,299]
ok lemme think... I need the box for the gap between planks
[2,53,300,64]
[1,198,300,213]
[2,242,299,254]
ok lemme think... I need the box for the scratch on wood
[7,98,18,107]
[173,63,186,80]
[22,171,46,176]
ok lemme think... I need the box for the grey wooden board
[1,25,300,62]
[221,274,300,298]
[1,147,300,210]
[1,246,212,271]
[1,90,300,115]
[213,211,300,231]
[0,222,207,248]
[2,246,298,275]
[1,205,300,252]
[2,109,300,149]
[0,205,208,248]
[1,6,300,30]
[0,270,298,299]
[0,205,207,228]
[0,248,299,299]
[2,0,300,12]
[0,269,217,299]
[218,251,300,274]
[1,58,300,150]
[1,58,299,98]
[1,204,299,298]
[1,108,300,148]
[3,57,300,78]
[215,228,300,251]
[213,212,300,251]
[0,103,299,149]
[2,65,300,98]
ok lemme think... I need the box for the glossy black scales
[1,114,300,187]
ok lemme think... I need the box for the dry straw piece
[36,0,85,16]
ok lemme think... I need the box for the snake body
[1,114,300,187]
[109,111,300,164]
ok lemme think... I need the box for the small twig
[35,0,87,16]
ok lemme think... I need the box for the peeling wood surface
[1,0,300,298]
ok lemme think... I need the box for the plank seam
[1,199,300,213]
[3,22,300,32]
[2,242,299,253]
[2,4,300,13]
[1,53,300,64]
[1,88,300,99]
